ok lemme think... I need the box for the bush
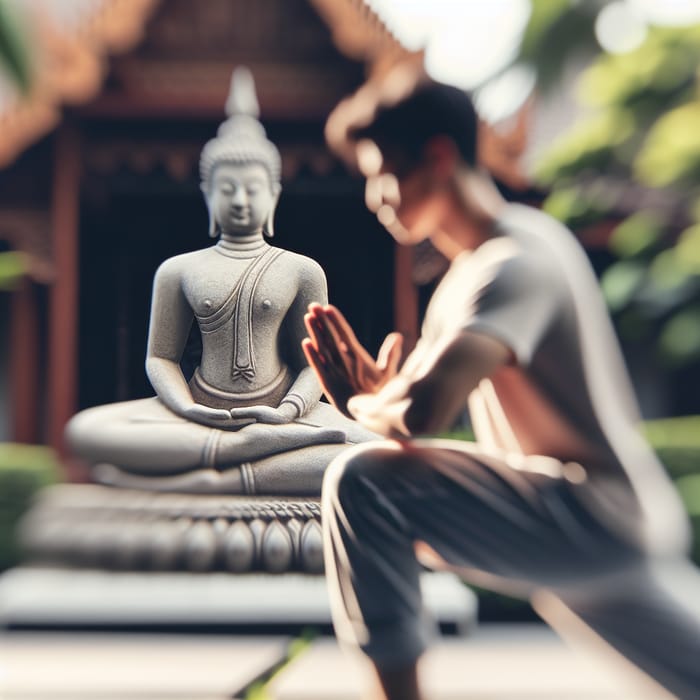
[0,443,60,570]
[644,416,700,480]
[645,416,700,564]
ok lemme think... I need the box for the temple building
[0,0,535,472]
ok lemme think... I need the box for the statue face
[209,162,277,236]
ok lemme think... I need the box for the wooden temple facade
[0,0,410,464]
[0,0,532,472]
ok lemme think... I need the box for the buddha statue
[65,68,376,497]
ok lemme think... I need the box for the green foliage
[534,19,700,367]
[537,112,635,182]
[608,211,662,258]
[635,102,700,187]
[675,474,700,562]
[0,443,60,570]
[644,416,700,479]
[600,260,646,311]
[244,629,316,700]
[645,416,700,563]
[0,251,25,290]
[0,0,31,93]
[659,307,700,366]
[518,0,598,93]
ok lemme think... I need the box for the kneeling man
[303,73,700,700]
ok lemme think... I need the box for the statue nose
[231,189,248,207]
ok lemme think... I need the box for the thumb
[376,332,403,373]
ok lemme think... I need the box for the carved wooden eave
[308,0,417,77]
[83,138,337,183]
[0,0,160,168]
[478,95,535,192]
[312,0,533,191]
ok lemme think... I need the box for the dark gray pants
[322,440,700,699]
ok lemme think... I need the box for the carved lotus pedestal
[20,485,325,574]
[2,485,477,633]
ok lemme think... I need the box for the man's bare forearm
[349,330,511,438]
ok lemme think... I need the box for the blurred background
[0,0,699,584]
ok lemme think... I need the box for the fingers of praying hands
[302,303,403,416]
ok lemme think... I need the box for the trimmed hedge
[645,416,700,564]
[0,443,60,570]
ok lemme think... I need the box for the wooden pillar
[393,243,418,354]
[9,278,40,443]
[47,124,81,459]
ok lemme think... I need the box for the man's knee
[322,441,403,504]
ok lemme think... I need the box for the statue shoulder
[154,249,209,284]
[274,248,326,284]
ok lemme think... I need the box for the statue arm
[277,257,329,419]
[145,258,198,414]
[145,259,235,426]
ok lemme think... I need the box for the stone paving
[0,625,670,699]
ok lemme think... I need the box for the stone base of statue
[20,484,325,574]
[0,566,477,632]
[7,483,478,633]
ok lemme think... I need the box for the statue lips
[230,209,250,224]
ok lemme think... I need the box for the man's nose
[365,174,400,213]
[365,176,383,213]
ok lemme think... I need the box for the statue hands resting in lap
[67,69,376,495]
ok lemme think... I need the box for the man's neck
[429,169,506,261]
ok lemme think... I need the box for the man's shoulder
[497,204,585,262]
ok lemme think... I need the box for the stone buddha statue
[66,68,375,497]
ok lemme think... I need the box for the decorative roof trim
[0,0,161,168]
[308,0,416,77]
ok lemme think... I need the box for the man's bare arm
[347,330,512,437]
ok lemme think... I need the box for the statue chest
[182,251,293,330]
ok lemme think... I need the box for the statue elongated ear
[207,204,218,238]
[264,189,281,238]
[201,182,219,238]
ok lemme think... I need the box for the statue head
[200,68,281,238]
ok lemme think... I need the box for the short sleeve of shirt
[461,251,563,367]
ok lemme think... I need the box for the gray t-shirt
[414,203,688,553]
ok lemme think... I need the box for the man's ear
[423,136,459,182]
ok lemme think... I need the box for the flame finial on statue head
[199,67,281,189]
[225,67,260,119]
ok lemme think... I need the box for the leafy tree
[0,0,29,287]
[0,0,29,93]
[523,4,700,368]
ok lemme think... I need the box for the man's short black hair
[350,81,479,170]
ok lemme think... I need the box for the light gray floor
[0,626,671,700]
[269,625,671,699]
[0,633,288,700]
